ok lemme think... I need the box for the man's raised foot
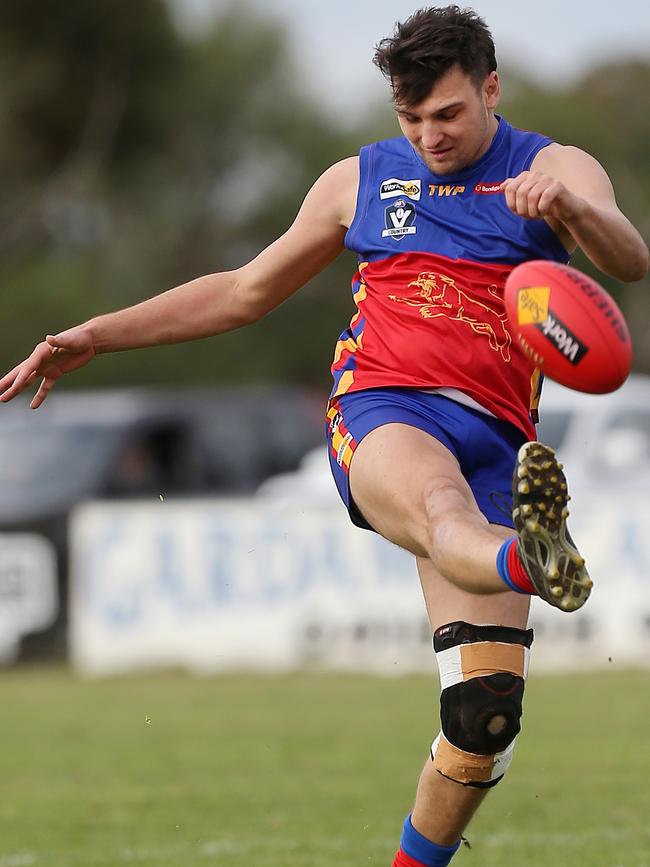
[512,441,592,612]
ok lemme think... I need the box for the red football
[504,260,632,394]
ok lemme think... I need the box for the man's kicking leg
[348,422,591,610]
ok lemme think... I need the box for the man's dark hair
[374,6,497,107]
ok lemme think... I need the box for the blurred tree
[0,0,182,247]
[0,1,361,393]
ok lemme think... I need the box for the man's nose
[421,122,444,149]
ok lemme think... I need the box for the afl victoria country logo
[382,199,417,240]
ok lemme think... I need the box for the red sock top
[393,848,428,867]
[506,538,536,594]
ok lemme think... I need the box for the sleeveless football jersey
[330,116,570,438]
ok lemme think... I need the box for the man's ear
[484,71,500,110]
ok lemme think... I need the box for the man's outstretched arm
[0,157,359,408]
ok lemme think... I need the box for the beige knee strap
[431,732,517,786]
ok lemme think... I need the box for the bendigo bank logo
[389,271,512,362]
[382,199,417,240]
[474,182,503,195]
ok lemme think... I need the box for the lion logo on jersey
[389,271,512,362]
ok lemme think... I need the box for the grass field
[0,668,648,867]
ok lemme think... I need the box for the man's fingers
[537,181,565,216]
[502,174,528,214]
[503,172,571,221]
[503,176,555,219]
[505,175,537,216]
[0,341,59,404]
[1,342,95,408]
[0,331,95,407]
[502,171,537,211]
[514,180,539,217]
[0,365,22,400]
[30,376,55,410]
[0,365,37,402]
[506,182,530,216]
[517,180,550,219]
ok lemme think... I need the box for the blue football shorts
[326,387,528,531]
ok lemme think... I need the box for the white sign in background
[0,533,58,662]
[69,495,650,676]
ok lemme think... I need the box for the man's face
[395,65,500,175]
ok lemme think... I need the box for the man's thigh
[349,421,481,557]
[326,390,525,556]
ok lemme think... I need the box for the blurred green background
[0,0,648,393]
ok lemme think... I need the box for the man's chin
[421,150,462,174]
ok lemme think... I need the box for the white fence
[68,493,650,676]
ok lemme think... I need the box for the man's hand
[500,171,585,223]
[0,326,96,409]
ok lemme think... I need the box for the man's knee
[430,620,534,788]
[423,476,475,520]
[423,479,487,557]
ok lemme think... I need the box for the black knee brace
[431,620,534,788]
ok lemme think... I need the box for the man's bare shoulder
[531,143,609,181]
[531,142,618,211]
[311,156,360,229]
[319,155,360,186]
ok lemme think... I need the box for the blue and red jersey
[330,116,570,439]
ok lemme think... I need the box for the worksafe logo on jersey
[379,178,421,201]
[382,200,417,240]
